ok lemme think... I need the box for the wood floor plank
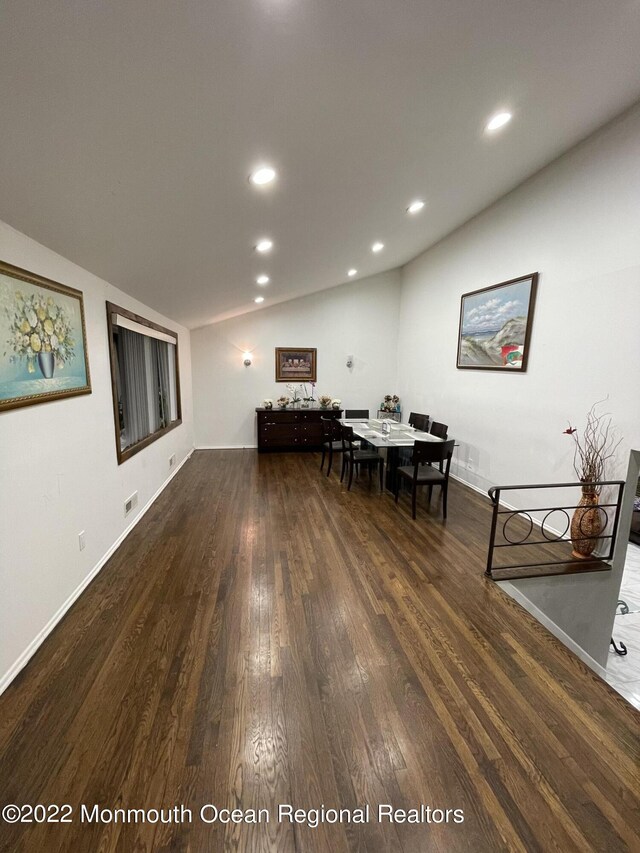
[0,449,639,852]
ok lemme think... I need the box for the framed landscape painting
[457,273,538,371]
[275,347,317,382]
[0,261,91,411]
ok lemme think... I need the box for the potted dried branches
[564,401,621,558]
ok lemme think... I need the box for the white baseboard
[195,445,258,450]
[0,448,195,697]
[450,469,489,497]
[497,580,607,678]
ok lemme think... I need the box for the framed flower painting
[0,260,91,411]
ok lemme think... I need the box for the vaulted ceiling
[1,1,640,328]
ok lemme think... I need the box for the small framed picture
[275,347,317,382]
[457,273,538,371]
[0,260,91,411]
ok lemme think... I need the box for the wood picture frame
[106,302,182,464]
[0,260,91,411]
[456,273,539,371]
[275,347,317,382]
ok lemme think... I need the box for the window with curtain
[106,302,182,463]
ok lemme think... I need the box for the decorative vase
[332,402,340,410]
[37,351,55,379]
[570,490,603,559]
[264,402,273,409]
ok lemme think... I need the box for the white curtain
[153,338,171,429]
[145,337,159,434]
[167,343,177,422]
[119,327,150,447]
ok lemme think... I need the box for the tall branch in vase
[563,400,622,559]
[563,400,621,495]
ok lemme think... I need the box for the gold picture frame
[275,347,317,382]
[0,260,91,411]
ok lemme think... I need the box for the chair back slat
[321,416,339,440]
[430,421,448,439]
[340,423,357,455]
[411,439,455,477]
[344,409,369,419]
[408,412,430,431]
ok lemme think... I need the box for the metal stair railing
[485,480,625,580]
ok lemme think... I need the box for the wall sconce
[243,351,252,367]
[346,354,354,368]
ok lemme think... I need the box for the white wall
[192,271,401,448]
[4,100,637,690]
[397,104,640,665]
[0,220,194,692]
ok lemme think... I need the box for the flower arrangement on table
[276,395,290,408]
[302,382,316,406]
[380,394,400,413]
[286,383,302,406]
[318,394,333,409]
[5,290,75,373]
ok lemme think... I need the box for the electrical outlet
[78,531,86,551]
[124,491,138,518]
[169,453,176,468]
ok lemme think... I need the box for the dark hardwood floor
[0,450,639,852]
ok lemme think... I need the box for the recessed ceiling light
[254,296,265,304]
[371,242,384,253]
[256,275,270,285]
[255,239,273,253]
[485,111,512,132]
[407,200,425,214]
[250,166,277,186]
[347,268,357,277]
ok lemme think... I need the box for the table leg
[385,446,400,493]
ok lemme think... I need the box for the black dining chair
[395,439,455,519]
[340,424,384,491]
[344,409,369,419]
[320,416,343,477]
[411,413,430,433]
[428,421,449,472]
[401,413,430,465]
[430,421,448,439]
[428,422,449,470]
[408,412,429,429]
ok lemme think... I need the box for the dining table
[340,417,445,493]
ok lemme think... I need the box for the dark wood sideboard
[256,407,343,452]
